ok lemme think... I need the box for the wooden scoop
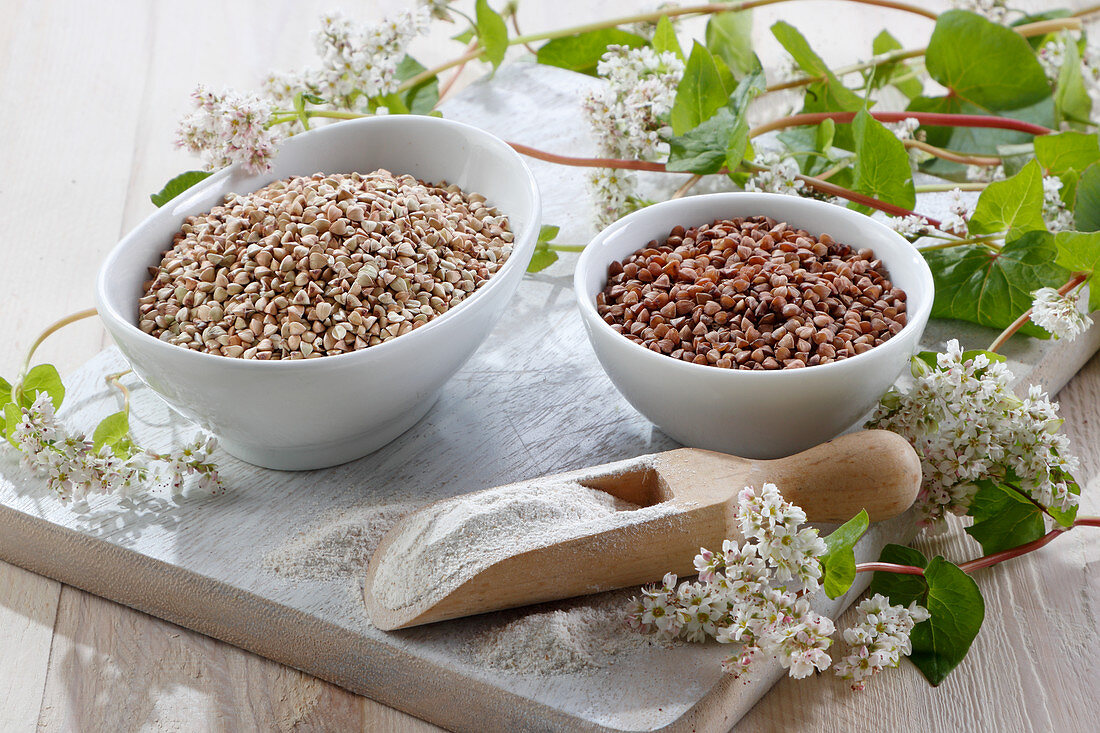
[364,430,920,631]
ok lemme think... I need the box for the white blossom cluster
[965,163,1006,183]
[833,594,930,690]
[744,151,806,196]
[583,45,684,227]
[9,392,222,503]
[886,214,932,239]
[629,484,858,682]
[868,340,1080,527]
[952,0,1009,24]
[176,86,283,174]
[1042,175,1075,232]
[1031,287,1094,341]
[263,9,429,116]
[939,187,972,237]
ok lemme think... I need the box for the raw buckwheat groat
[139,170,512,360]
[596,216,906,370]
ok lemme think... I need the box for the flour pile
[370,480,678,612]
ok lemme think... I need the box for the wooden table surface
[1,1,1097,730]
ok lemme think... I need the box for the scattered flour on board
[370,479,681,613]
[459,593,676,675]
[263,503,414,581]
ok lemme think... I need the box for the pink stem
[855,561,926,576]
[749,111,1054,139]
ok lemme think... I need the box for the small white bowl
[96,116,540,470]
[574,193,932,459]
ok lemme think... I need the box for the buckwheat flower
[737,484,825,591]
[1038,38,1066,84]
[1042,176,1075,233]
[965,163,1005,183]
[583,45,684,162]
[744,152,805,196]
[835,594,928,690]
[589,168,638,229]
[887,117,920,141]
[419,0,453,22]
[312,9,430,109]
[886,214,931,239]
[938,188,971,237]
[868,339,1079,525]
[176,86,283,174]
[952,0,1009,24]
[1031,287,1093,341]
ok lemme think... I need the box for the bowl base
[216,395,439,471]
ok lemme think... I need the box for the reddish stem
[855,561,926,576]
[506,141,941,224]
[855,516,1100,579]
[749,112,1054,139]
[988,272,1088,353]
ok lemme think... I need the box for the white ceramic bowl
[96,116,540,470]
[575,193,932,459]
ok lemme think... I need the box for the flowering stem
[20,308,99,380]
[904,140,1001,167]
[438,40,481,103]
[749,112,1053,139]
[914,182,989,193]
[855,561,926,576]
[105,370,133,415]
[917,236,1000,251]
[400,0,939,94]
[790,169,943,227]
[671,173,704,199]
[987,272,1089,353]
[506,141,668,170]
[764,17,1083,95]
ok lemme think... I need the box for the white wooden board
[1,64,1098,732]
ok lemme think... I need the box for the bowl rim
[573,191,934,381]
[95,114,542,370]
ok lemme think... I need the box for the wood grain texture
[0,0,1098,731]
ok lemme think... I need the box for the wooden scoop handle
[366,430,921,630]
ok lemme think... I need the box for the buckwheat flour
[370,480,680,613]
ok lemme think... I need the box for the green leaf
[820,509,869,600]
[772,21,864,113]
[871,546,985,686]
[668,71,764,174]
[92,411,130,453]
[535,29,648,75]
[670,42,734,135]
[396,55,439,115]
[850,108,915,209]
[150,170,214,208]
[19,364,65,410]
[1047,472,1081,528]
[910,95,1054,180]
[453,27,475,44]
[969,159,1046,239]
[1054,230,1100,311]
[1035,132,1100,175]
[871,29,922,98]
[652,17,683,61]
[1055,38,1093,126]
[0,376,11,407]
[965,480,1046,555]
[301,93,326,105]
[475,0,509,69]
[925,231,1071,337]
[705,10,755,77]
[925,10,1050,111]
[3,403,20,447]
[527,225,561,273]
[1074,163,1100,232]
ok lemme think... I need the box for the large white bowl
[575,193,933,459]
[96,116,540,470]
